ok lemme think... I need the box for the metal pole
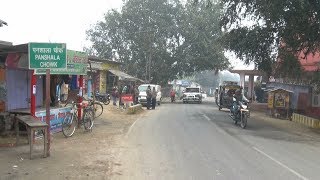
[31,70,36,116]
[89,61,95,103]
[45,69,51,156]
[78,75,83,125]
[89,61,95,119]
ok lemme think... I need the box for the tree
[219,0,320,75]
[176,0,229,77]
[86,0,229,85]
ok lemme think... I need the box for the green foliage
[275,49,303,79]
[86,0,229,85]
[220,0,320,75]
[194,70,220,88]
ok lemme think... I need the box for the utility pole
[148,32,153,83]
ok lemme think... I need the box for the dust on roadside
[0,104,146,180]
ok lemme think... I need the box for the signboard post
[28,42,67,157]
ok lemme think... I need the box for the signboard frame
[34,50,88,75]
[28,42,67,69]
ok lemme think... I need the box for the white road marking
[204,113,308,180]
[126,117,140,137]
[203,114,211,122]
[253,147,309,180]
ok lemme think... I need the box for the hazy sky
[0,0,253,70]
[0,0,123,51]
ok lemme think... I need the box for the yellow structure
[267,88,292,119]
[88,56,121,94]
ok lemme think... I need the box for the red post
[45,69,51,156]
[30,70,36,116]
[78,75,83,121]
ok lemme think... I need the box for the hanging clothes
[56,83,61,102]
[70,75,78,90]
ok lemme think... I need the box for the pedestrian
[151,87,157,109]
[170,88,176,102]
[112,86,118,106]
[134,85,140,105]
[146,85,152,110]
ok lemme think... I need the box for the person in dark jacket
[146,85,152,110]
[151,87,157,109]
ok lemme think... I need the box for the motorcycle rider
[230,88,249,118]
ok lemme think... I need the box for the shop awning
[108,69,144,83]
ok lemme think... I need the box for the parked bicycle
[62,101,94,137]
[64,97,103,119]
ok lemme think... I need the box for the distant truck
[182,87,202,104]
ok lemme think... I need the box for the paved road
[113,98,320,180]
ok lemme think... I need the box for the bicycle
[64,97,103,119]
[87,98,103,118]
[62,101,94,137]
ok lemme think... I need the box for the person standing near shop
[111,86,118,106]
[133,84,139,105]
[146,85,152,110]
[151,87,157,109]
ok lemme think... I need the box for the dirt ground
[0,104,146,180]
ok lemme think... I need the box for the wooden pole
[45,69,51,156]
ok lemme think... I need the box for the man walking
[133,85,140,105]
[146,85,152,110]
[151,87,157,109]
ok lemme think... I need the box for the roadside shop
[0,43,88,133]
[88,57,144,106]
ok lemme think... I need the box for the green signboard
[35,50,88,75]
[29,43,67,69]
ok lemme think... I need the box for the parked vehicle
[182,87,202,104]
[230,97,250,129]
[64,96,103,119]
[138,84,162,106]
[95,92,111,105]
[62,100,94,137]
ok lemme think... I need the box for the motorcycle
[95,92,111,105]
[230,97,250,129]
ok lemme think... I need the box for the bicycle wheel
[93,102,103,118]
[83,108,94,130]
[62,113,77,137]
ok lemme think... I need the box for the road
[113,98,320,180]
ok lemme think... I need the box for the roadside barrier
[127,104,142,114]
[292,113,320,128]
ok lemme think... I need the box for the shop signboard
[102,63,120,70]
[268,93,274,108]
[121,94,134,103]
[29,42,67,69]
[275,93,286,108]
[35,50,88,75]
[35,107,71,133]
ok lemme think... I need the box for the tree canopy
[220,0,320,76]
[86,0,229,85]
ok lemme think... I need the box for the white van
[138,84,162,106]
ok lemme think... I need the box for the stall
[1,44,88,133]
[88,57,122,95]
[267,88,293,119]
